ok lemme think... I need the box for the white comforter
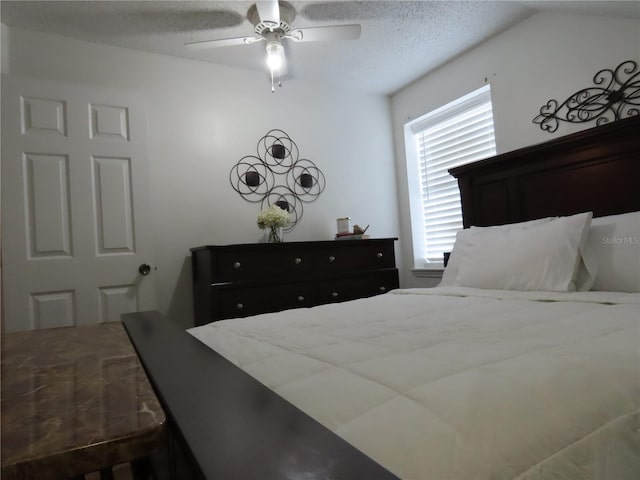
[189,287,640,480]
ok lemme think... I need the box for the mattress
[189,287,640,480]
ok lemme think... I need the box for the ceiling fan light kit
[184,1,362,93]
[265,33,284,72]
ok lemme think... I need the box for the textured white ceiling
[2,1,638,95]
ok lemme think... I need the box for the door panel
[29,290,76,329]
[93,156,135,253]
[2,74,156,332]
[24,153,73,257]
[98,285,139,324]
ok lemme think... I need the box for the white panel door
[2,74,156,332]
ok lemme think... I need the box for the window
[405,85,496,267]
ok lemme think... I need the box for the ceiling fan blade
[256,0,280,29]
[286,24,361,43]
[185,36,263,50]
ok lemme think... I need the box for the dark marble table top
[1,322,165,480]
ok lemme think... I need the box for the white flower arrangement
[257,205,291,229]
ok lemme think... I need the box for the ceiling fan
[185,1,361,92]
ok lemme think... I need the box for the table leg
[131,457,153,480]
[99,467,114,480]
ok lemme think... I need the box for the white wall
[2,26,400,326]
[391,12,640,288]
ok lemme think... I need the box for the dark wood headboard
[450,116,640,228]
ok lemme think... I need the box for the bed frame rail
[123,311,399,480]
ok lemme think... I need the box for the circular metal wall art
[286,159,325,201]
[229,156,275,202]
[230,129,325,231]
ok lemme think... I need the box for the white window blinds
[411,86,496,264]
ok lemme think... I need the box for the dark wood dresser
[191,238,399,326]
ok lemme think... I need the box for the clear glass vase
[266,226,283,243]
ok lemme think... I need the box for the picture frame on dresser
[190,238,399,326]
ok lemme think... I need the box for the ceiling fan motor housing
[248,1,296,35]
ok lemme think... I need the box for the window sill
[411,268,444,279]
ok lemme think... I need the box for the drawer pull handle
[233,261,241,269]
[297,296,305,302]
[376,252,383,258]
[378,286,386,292]
[331,292,339,298]
[328,256,336,262]
[236,303,244,310]
[295,257,302,264]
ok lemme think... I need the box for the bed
[123,115,640,480]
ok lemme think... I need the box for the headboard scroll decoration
[230,129,325,232]
[533,60,639,133]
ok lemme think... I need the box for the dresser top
[191,237,398,252]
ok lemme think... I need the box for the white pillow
[442,212,595,292]
[439,217,555,287]
[588,211,640,292]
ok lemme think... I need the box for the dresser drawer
[214,283,316,320]
[350,242,396,270]
[313,242,395,273]
[216,249,313,281]
[318,269,399,304]
[313,245,353,273]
